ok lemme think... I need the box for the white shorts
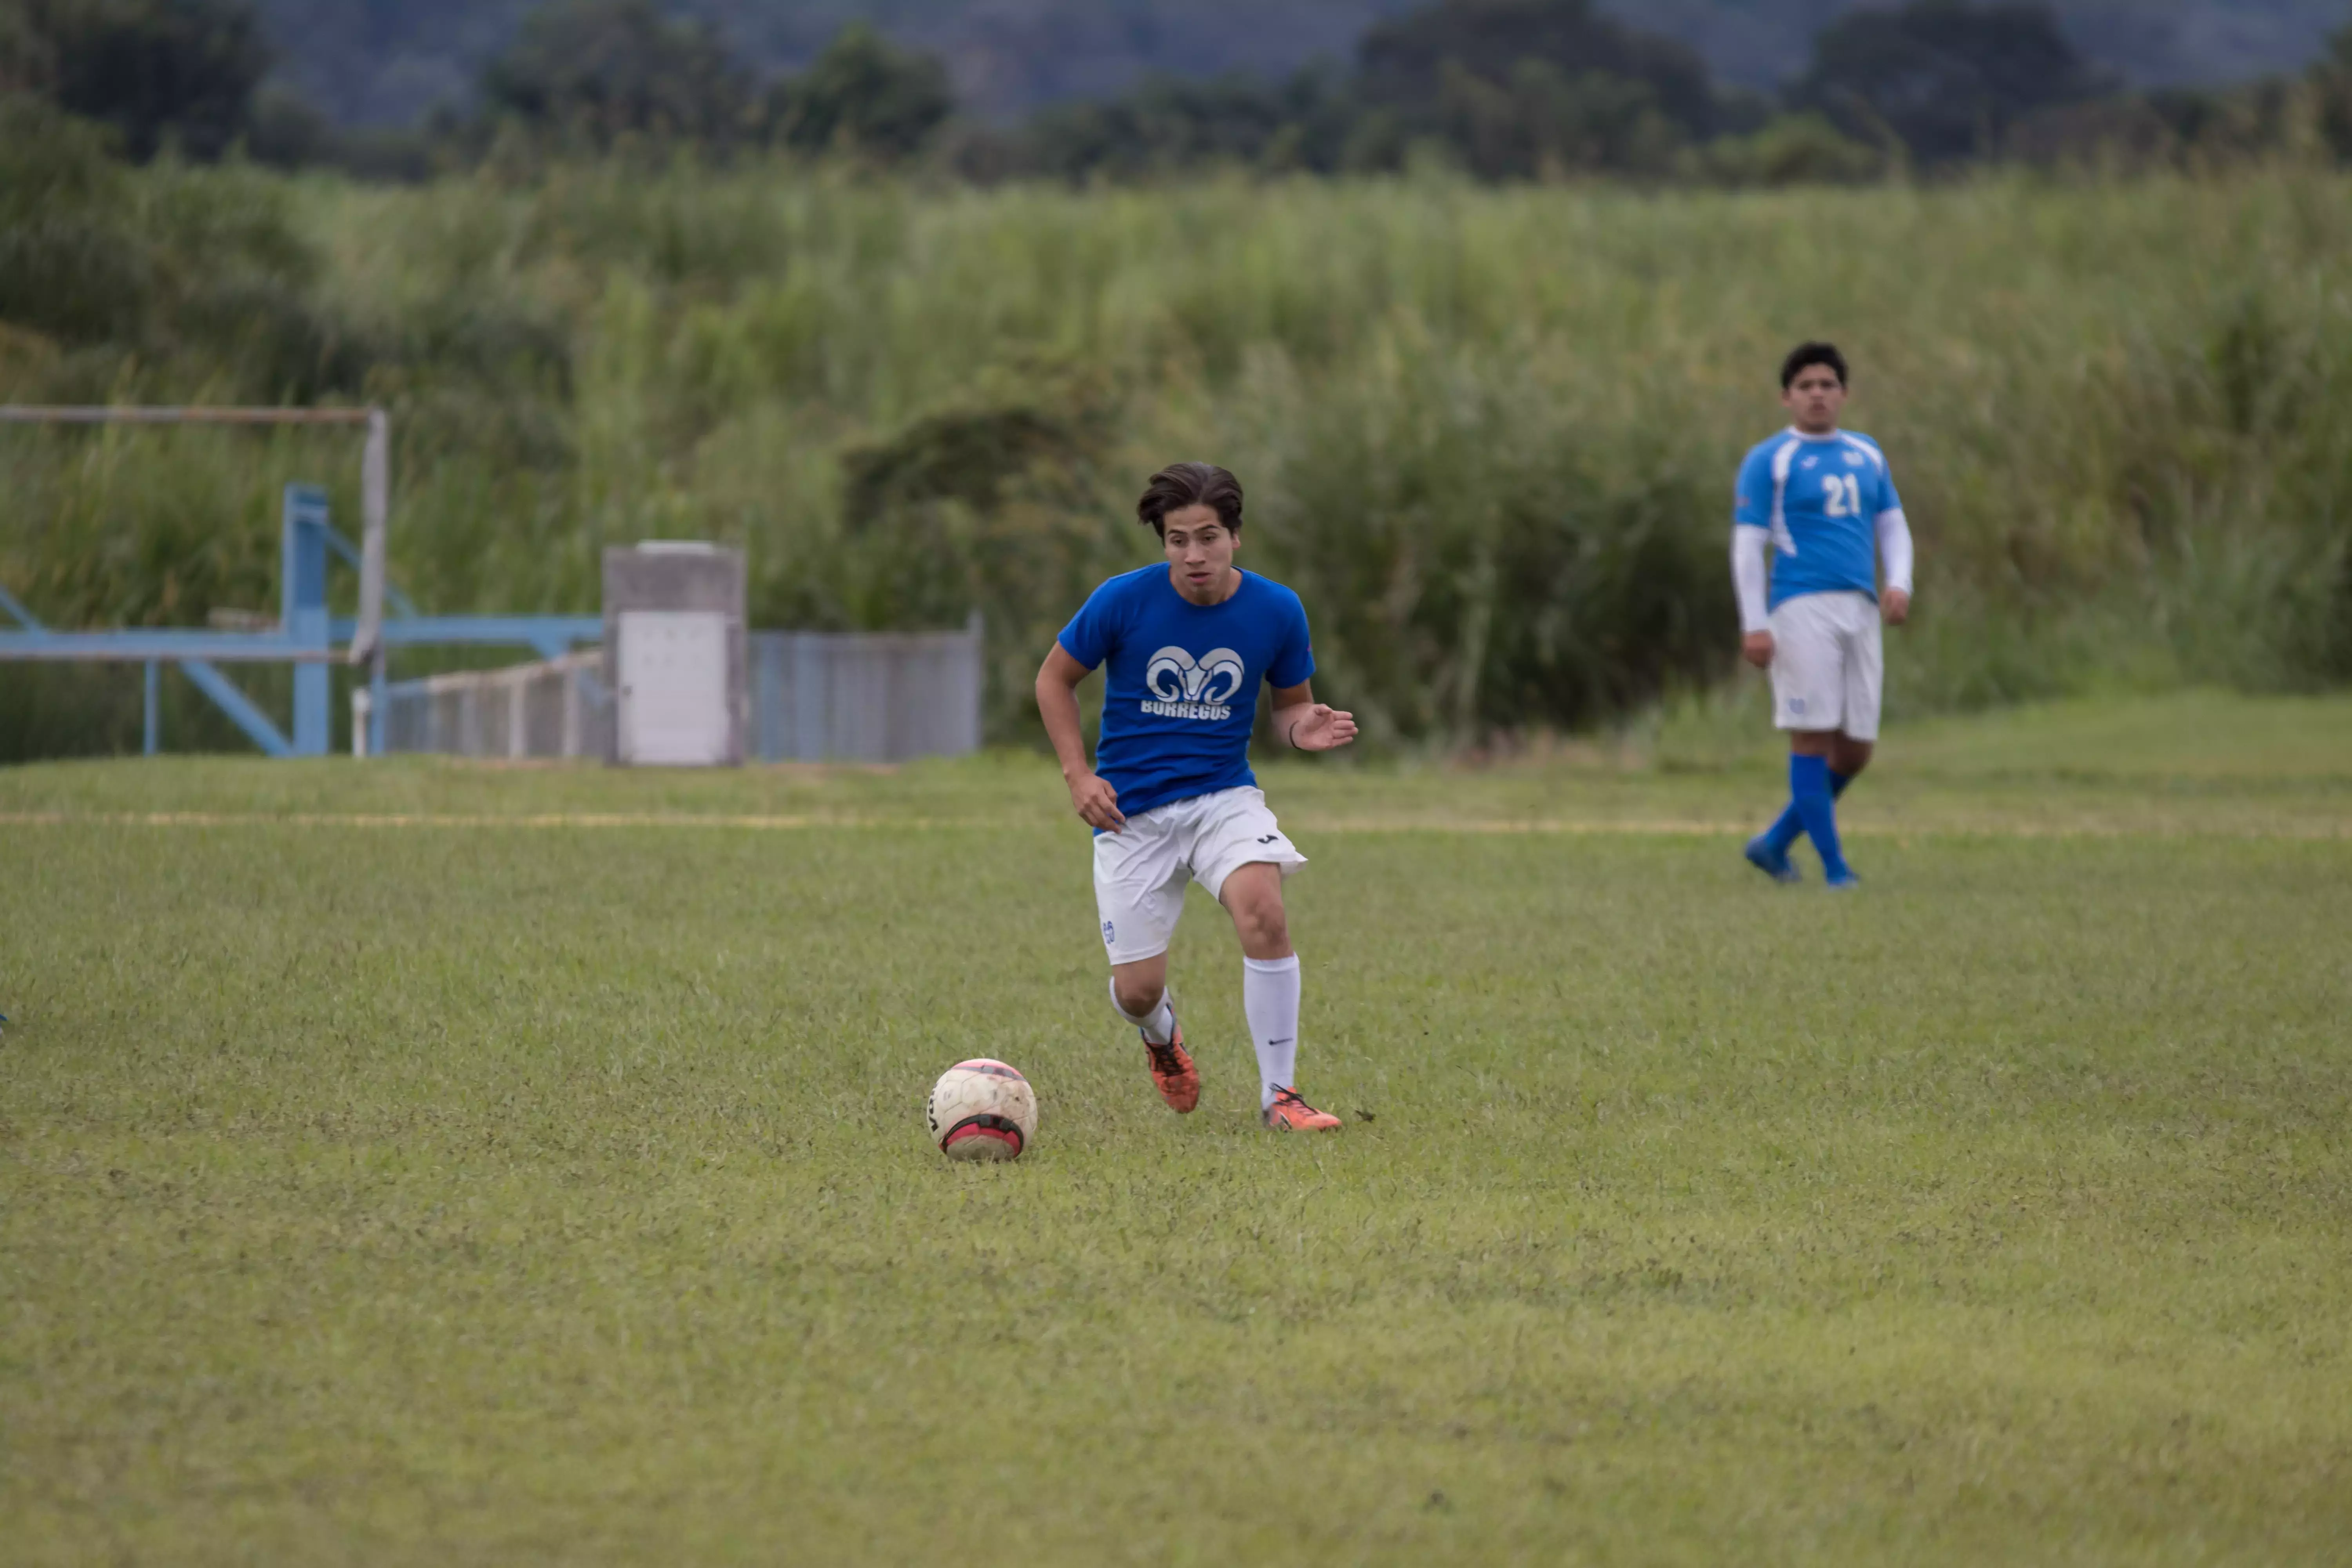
[1770,591,1884,742]
[1093,786,1306,965]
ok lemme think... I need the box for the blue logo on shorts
[1102,920,1116,945]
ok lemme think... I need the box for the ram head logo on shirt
[1145,646,1246,705]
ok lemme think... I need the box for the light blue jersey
[1734,428,1903,610]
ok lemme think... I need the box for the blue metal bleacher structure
[0,406,599,757]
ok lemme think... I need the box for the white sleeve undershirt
[1876,508,1915,595]
[1731,524,1771,635]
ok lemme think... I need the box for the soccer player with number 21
[1037,462,1356,1131]
[1733,343,1917,889]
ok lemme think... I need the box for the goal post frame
[0,404,390,669]
[0,404,599,759]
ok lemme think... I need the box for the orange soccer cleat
[1142,1015,1200,1114]
[1261,1087,1342,1132]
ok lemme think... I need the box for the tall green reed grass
[4,157,2348,758]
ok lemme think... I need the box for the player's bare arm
[1270,682,1357,752]
[1051,460,1345,1131]
[1036,642,1125,832]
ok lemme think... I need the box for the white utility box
[603,543,747,767]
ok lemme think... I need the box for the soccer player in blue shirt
[1732,343,1916,888]
[1036,462,1357,1130]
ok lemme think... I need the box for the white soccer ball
[926,1059,1038,1162]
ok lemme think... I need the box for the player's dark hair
[1781,342,1848,390]
[1138,462,1244,537]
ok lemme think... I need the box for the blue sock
[1764,768,1852,857]
[1789,754,1851,881]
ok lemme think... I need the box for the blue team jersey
[1057,565,1316,821]
[1735,428,1904,610]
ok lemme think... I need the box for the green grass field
[4,692,2349,1564]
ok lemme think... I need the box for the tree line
[5,0,2352,183]
[0,0,953,176]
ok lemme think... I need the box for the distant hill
[257,0,2348,127]
[1634,0,2346,93]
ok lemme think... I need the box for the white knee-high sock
[1108,977,1176,1045]
[1242,955,1302,1109]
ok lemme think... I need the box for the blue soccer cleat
[1744,835,1801,885]
[1825,873,1862,891]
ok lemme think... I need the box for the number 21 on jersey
[1822,473,1864,517]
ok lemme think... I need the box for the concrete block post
[601,543,747,767]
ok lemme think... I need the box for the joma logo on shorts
[1143,646,1244,722]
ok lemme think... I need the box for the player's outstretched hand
[1068,771,1125,833]
[1741,631,1775,669]
[1882,588,1911,626]
[1288,704,1358,752]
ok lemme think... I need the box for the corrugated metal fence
[355,626,983,763]
[749,629,982,763]
[355,651,610,760]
